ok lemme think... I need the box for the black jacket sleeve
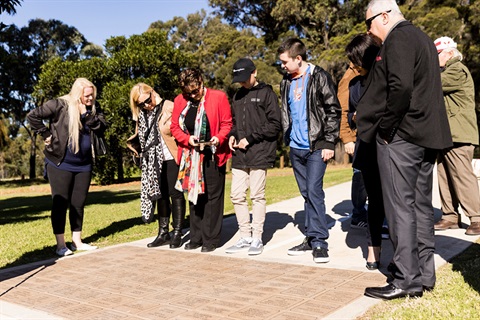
[246,86,282,144]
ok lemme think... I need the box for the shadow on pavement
[2,216,145,271]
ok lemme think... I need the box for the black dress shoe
[423,285,434,292]
[201,244,216,252]
[184,242,202,250]
[364,284,423,300]
[366,261,379,270]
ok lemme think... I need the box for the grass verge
[0,165,352,269]
[359,241,480,319]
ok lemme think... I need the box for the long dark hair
[346,34,381,71]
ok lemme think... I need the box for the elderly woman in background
[27,78,106,256]
[433,37,480,236]
[170,68,232,252]
[128,83,186,249]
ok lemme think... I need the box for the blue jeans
[290,147,329,248]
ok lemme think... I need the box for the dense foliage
[1,0,479,183]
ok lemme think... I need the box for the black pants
[188,158,226,247]
[160,159,184,200]
[376,134,437,291]
[47,164,92,234]
[354,140,385,247]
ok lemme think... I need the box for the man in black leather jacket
[277,38,341,263]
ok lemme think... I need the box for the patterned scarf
[139,103,164,222]
[175,90,208,204]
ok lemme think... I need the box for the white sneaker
[71,243,98,252]
[56,247,73,257]
[248,239,264,255]
[225,237,252,253]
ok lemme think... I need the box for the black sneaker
[287,237,312,256]
[312,247,329,263]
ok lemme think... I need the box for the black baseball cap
[232,58,256,83]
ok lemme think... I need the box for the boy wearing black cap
[225,58,282,255]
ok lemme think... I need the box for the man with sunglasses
[356,0,452,300]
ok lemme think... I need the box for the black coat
[27,99,107,165]
[230,82,281,169]
[280,63,341,151]
[356,20,452,150]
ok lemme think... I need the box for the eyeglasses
[137,92,152,108]
[365,10,391,30]
[183,86,203,97]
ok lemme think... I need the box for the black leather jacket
[280,63,341,151]
[27,98,107,165]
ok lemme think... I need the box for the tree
[208,0,369,81]
[0,19,103,178]
[0,0,22,15]
[209,0,286,42]
[34,30,189,184]
[149,11,283,95]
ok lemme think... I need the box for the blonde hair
[129,83,155,121]
[59,78,97,154]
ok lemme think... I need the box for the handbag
[126,132,142,166]
[92,131,108,156]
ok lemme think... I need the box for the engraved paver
[0,247,384,319]
[0,225,398,320]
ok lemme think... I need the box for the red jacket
[171,88,232,167]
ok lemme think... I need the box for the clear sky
[1,0,212,46]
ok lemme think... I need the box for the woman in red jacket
[170,68,232,252]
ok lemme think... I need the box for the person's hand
[344,142,355,155]
[322,149,334,162]
[210,136,219,146]
[236,138,249,150]
[188,136,198,146]
[45,135,52,146]
[228,136,236,151]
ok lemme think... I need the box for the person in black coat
[357,1,452,300]
[225,58,281,255]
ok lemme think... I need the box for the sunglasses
[183,86,203,97]
[365,10,391,30]
[137,92,152,108]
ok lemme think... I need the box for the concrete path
[1,174,479,319]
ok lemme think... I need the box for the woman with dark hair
[128,83,186,249]
[27,78,106,256]
[345,34,386,270]
[170,68,232,252]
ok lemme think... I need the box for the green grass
[359,242,480,319]
[0,166,352,270]
[2,165,480,319]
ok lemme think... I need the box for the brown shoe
[465,222,480,235]
[434,219,460,230]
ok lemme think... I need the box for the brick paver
[2,179,479,319]
[0,246,384,319]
